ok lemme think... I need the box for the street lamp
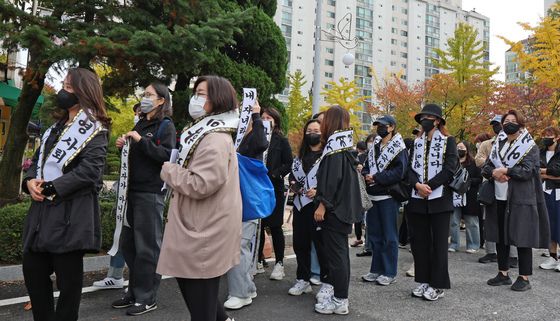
[311,7,361,115]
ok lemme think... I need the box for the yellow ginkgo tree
[321,77,369,139]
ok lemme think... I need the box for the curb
[0,231,293,282]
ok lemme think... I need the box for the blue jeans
[449,207,480,251]
[310,243,321,278]
[108,251,125,279]
[367,198,399,278]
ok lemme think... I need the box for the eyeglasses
[194,93,207,99]
[143,92,160,98]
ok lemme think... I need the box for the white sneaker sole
[288,287,312,296]
[270,273,285,280]
[127,305,157,316]
[93,284,124,289]
[224,298,252,310]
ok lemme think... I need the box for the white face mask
[140,97,156,114]
[189,95,207,119]
[133,115,140,125]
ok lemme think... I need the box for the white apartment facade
[274,0,490,129]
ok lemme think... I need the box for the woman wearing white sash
[407,104,458,301]
[287,119,326,296]
[110,82,176,315]
[157,76,241,321]
[360,115,408,286]
[539,126,560,272]
[21,68,109,321]
[483,110,549,291]
[313,106,362,315]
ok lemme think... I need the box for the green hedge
[0,193,117,264]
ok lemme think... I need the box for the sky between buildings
[462,0,543,81]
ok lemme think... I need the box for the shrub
[0,192,117,264]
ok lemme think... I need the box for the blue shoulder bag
[237,153,276,222]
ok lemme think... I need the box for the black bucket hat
[414,103,445,125]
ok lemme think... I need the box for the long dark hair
[460,140,474,165]
[320,105,350,146]
[298,119,321,159]
[193,75,238,114]
[262,107,283,135]
[64,68,111,129]
[144,81,172,121]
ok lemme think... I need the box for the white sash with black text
[411,130,447,200]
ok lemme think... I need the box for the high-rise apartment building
[274,0,490,129]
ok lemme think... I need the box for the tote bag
[238,153,276,221]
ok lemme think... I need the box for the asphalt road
[1,240,559,321]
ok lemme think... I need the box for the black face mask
[57,89,79,110]
[492,123,502,135]
[503,123,521,135]
[420,119,435,133]
[376,125,390,138]
[543,138,555,148]
[458,150,467,158]
[305,133,321,146]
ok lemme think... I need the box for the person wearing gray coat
[482,110,550,292]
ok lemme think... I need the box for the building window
[326,47,334,54]
[401,41,408,47]
[391,50,396,55]
[400,30,408,36]
[328,11,335,19]
[391,39,397,45]
[327,0,336,5]
[401,52,408,58]
[325,59,334,66]
[391,28,397,34]
[326,23,335,29]
[325,72,334,78]
[282,0,292,6]
[401,8,408,14]
[391,61,397,66]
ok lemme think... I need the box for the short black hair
[357,141,367,151]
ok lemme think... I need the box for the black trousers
[258,225,285,263]
[176,277,229,321]
[23,251,85,321]
[354,222,363,240]
[478,209,485,248]
[496,201,533,275]
[322,228,351,298]
[408,211,451,289]
[293,203,328,281]
[399,207,409,245]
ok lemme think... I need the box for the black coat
[265,132,293,191]
[129,116,176,194]
[461,159,482,217]
[237,113,269,160]
[315,151,362,233]
[540,146,560,190]
[22,125,108,254]
[482,143,549,248]
[407,136,458,214]
[362,142,408,196]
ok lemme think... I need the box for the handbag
[449,165,470,194]
[477,179,495,206]
[357,169,373,211]
[238,153,276,221]
[387,181,411,202]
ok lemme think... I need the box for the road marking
[0,255,297,307]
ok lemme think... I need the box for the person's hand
[125,131,142,142]
[252,100,261,115]
[314,203,326,222]
[27,179,45,202]
[496,175,510,183]
[116,135,126,148]
[540,168,547,175]
[305,188,316,199]
[365,174,374,184]
[415,183,432,199]
[492,167,508,181]
[541,173,549,180]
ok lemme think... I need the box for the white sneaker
[556,264,560,272]
[224,296,252,310]
[361,272,379,282]
[448,248,456,253]
[376,275,396,286]
[270,262,285,280]
[316,283,334,304]
[539,257,560,270]
[406,263,415,277]
[466,249,478,254]
[314,297,349,315]
[310,276,322,286]
[255,262,265,274]
[249,291,257,299]
[422,286,444,301]
[411,283,429,297]
[93,277,124,289]
[288,279,313,296]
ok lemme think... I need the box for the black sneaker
[356,250,372,257]
[487,273,512,286]
[509,257,518,268]
[478,253,497,263]
[126,302,158,316]
[511,277,531,291]
[111,297,135,309]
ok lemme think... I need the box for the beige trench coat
[157,132,242,279]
